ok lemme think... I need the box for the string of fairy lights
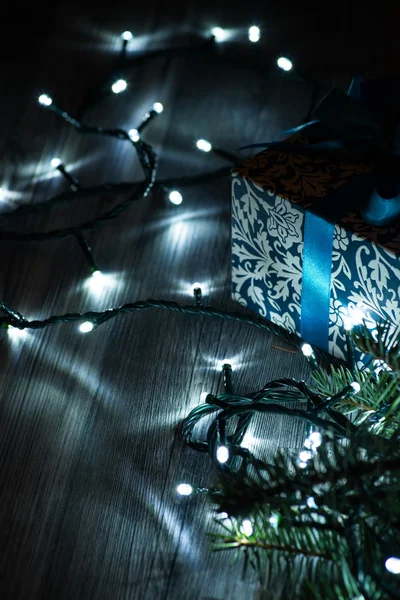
[177,334,362,477]
[0,25,308,339]
[5,22,399,580]
[0,25,297,271]
[0,20,363,469]
[180,360,360,484]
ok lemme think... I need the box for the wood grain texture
[0,3,398,599]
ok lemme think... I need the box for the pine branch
[182,314,400,598]
[311,365,400,437]
[353,321,400,372]
[209,432,400,599]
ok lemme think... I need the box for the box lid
[233,131,400,254]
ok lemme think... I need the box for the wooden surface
[0,3,398,599]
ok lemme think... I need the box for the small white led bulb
[7,325,26,338]
[306,497,318,509]
[128,129,140,142]
[348,305,365,326]
[385,557,400,574]
[241,519,253,536]
[301,343,313,357]
[177,483,193,496]
[217,359,232,371]
[350,381,361,394]
[91,270,102,278]
[343,318,353,331]
[216,445,229,464]
[196,139,212,153]
[269,513,279,528]
[121,31,133,41]
[211,27,225,42]
[277,57,293,71]
[299,450,313,463]
[192,282,202,291]
[111,79,127,94]
[307,431,322,449]
[38,94,52,106]
[248,26,260,43]
[152,102,164,114]
[51,158,62,168]
[169,190,183,205]
[79,321,94,333]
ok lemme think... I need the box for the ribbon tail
[300,212,334,352]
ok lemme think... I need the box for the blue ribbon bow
[241,75,400,226]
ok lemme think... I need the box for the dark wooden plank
[0,3,398,599]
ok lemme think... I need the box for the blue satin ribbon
[238,76,400,227]
[300,212,334,352]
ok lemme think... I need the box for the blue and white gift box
[232,77,400,362]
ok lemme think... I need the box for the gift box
[231,78,400,363]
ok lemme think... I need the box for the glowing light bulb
[350,381,361,394]
[121,31,133,41]
[86,270,106,295]
[169,190,183,205]
[152,102,164,114]
[211,27,226,42]
[269,513,279,528]
[216,445,229,464]
[7,325,25,337]
[348,305,365,326]
[343,318,353,331]
[196,139,212,153]
[218,511,228,519]
[128,128,140,142]
[248,26,260,43]
[385,557,400,574]
[200,392,209,402]
[177,483,193,496]
[111,79,127,94]
[307,497,318,509]
[51,158,62,168]
[189,281,208,297]
[79,321,94,333]
[301,343,313,357]
[307,431,322,450]
[217,359,232,371]
[299,450,313,463]
[277,57,293,71]
[38,94,52,106]
[241,519,253,536]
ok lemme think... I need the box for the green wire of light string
[182,372,358,475]
[0,101,157,240]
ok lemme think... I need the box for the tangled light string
[182,363,360,461]
[0,99,157,239]
[177,357,362,503]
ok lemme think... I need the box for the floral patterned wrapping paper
[231,143,400,364]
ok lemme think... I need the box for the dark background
[0,2,398,599]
